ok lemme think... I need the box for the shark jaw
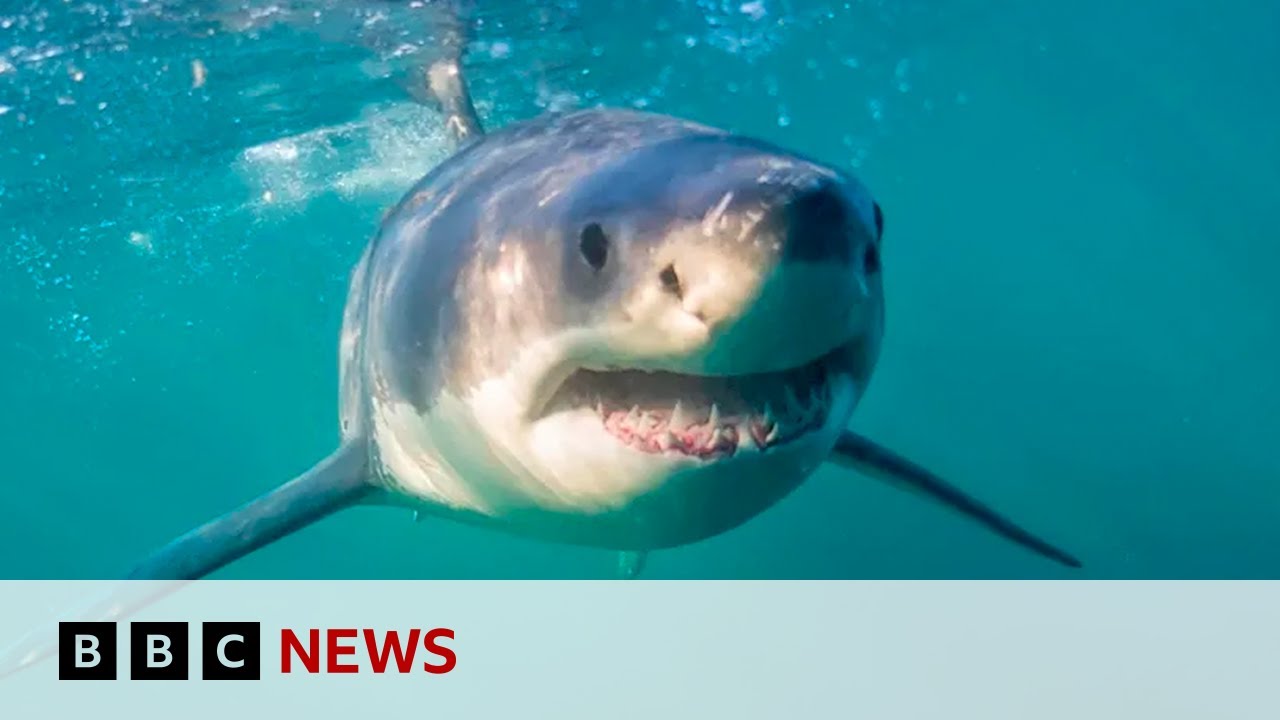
[541,347,844,462]
[375,339,860,548]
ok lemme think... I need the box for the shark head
[363,110,884,548]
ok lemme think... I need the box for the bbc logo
[58,621,261,681]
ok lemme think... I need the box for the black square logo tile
[58,621,117,680]
[201,622,261,680]
[130,621,189,680]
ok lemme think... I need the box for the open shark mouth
[545,350,846,460]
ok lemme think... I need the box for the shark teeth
[765,422,781,443]
[595,379,832,459]
[670,401,690,429]
[583,357,838,460]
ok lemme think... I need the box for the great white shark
[0,14,1080,679]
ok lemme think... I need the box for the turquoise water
[1,1,1276,579]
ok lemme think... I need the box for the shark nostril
[659,263,683,299]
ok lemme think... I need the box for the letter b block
[58,621,117,680]
[130,621,189,680]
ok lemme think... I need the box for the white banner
[0,581,1276,718]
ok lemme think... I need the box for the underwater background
[1,0,1276,579]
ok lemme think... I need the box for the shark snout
[656,179,877,373]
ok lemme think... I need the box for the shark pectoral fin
[0,442,372,680]
[0,580,180,681]
[617,551,649,579]
[126,441,372,581]
[829,430,1083,569]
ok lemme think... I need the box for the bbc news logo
[58,622,456,681]
[59,621,261,681]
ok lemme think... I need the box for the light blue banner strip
[0,581,1276,718]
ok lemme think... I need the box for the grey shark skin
[0,59,1083,685]
[346,109,880,549]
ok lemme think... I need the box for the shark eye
[579,223,610,271]
[863,243,881,274]
[873,202,884,238]
[659,263,682,299]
